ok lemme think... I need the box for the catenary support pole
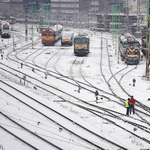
[146,0,150,77]
[25,7,28,42]
[49,4,51,27]
[117,4,120,63]
[31,2,33,49]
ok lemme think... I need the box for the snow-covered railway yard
[0,23,150,150]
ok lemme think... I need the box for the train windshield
[82,38,88,43]
[3,26,9,30]
[62,33,72,38]
[48,33,53,36]
[75,39,81,43]
[42,33,47,36]
[132,42,140,47]
[123,42,140,48]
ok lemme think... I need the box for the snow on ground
[0,23,150,150]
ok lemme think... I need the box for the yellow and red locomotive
[41,25,63,46]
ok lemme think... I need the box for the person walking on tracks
[125,98,130,116]
[132,78,136,86]
[95,90,99,102]
[1,54,3,60]
[130,96,136,114]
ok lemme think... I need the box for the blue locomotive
[74,34,90,56]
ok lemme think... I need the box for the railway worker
[78,86,81,93]
[1,54,3,60]
[125,98,130,116]
[32,68,35,73]
[21,62,23,68]
[130,96,136,115]
[141,52,143,61]
[37,26,38,32]
[132,78,136,87]
[45,71,47,79]
[95,90,99,102]
[23,75,26,85]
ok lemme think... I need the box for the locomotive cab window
[82,38,88,43]
[3,26,9,30]
[42,33,47,36]
[75,39,81,43]
[123,43,130,48]
[132,42,140,47]
[48,33,53,36]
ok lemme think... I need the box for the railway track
[0,79,128,150]
[1,60,150,149]
[0,125,38,150]
[100,37,150,125]
[1,29,150,149]
[4,33,149,119]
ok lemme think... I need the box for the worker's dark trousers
[130,105,135,114]
[126,107,130,116]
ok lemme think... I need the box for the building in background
[23,0,51,13]
[50,0,91,22]
[91,0,99,14]
[0,0,24,17]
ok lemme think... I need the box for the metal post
[146,0,150,77]
[46,4,48,25]
[117,4,120,63]
[31,2,33,49]
[112,5,115,48]
[49,4,51,27]
[44,4,46,25]
[25,7,28,42]
[115,5,117,55]
[112,6,114,42]
[74,2,76,29]
[137,0,140,32]
[126,0,129,32]
[13,36,15,51]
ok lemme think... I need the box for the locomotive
[74,33,90,56]
[41,24,63,46]
[4,16,16,24]
[61,29,74,46]
[119,33,141,65]
[0,21,11,38]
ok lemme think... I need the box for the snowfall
[0,23,150,150]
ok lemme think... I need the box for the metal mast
[74,1,77,29]
[25,7,28,42]
[57,0,61,28]
[125,0,129,32]
[137,0,140,31]
[102,0,108,31]
[147,0,150,77]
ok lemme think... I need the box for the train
[61,29,74,46]
[0,16,16,24]
[0,21,11,38]
[119,33,141,65]
[41,24,63,46]
[74,33,90,56]
[4,16,16,24]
